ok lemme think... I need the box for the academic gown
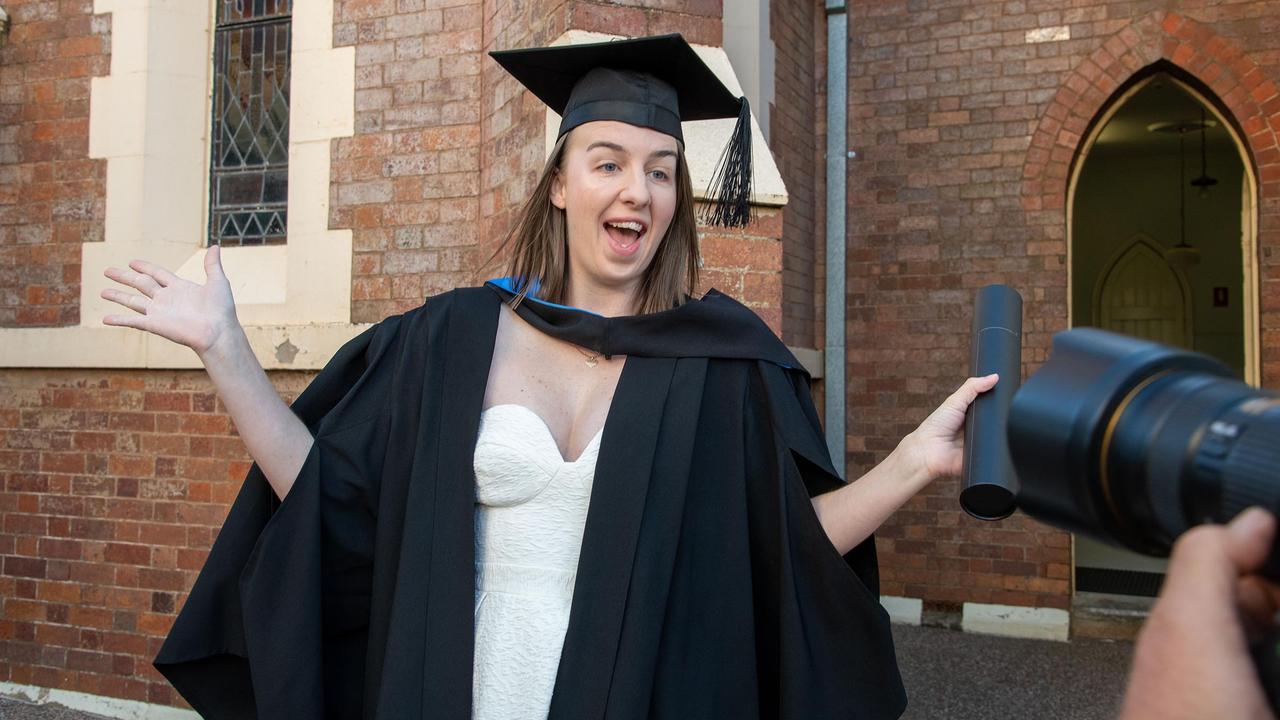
[153,280,907,719]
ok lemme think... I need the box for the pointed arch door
[1093,235,1193,347]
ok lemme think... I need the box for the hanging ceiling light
[1190,107,1219,198]
[1168,127,1201,269]
[1146,119,1204,269]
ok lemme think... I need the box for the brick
[569,2,645,38]
[139,392,189,415]
[4,556,47,579]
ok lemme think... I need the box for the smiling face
[550,120,680,305]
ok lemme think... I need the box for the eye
[599,162,619,173]
[649,169,670,181]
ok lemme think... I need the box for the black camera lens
[1008,328,1280,559]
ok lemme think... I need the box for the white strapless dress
[471,404,602,720]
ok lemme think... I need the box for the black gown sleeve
[153,314,406,719]
[750,361,908,719]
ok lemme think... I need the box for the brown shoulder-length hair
[483,130,701,315]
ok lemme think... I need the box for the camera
[1008,327,1280,572]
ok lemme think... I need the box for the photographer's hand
[1119,507,1280,720]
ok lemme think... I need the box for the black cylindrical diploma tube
[960,284,1023,520]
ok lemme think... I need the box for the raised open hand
[101,245,240,357]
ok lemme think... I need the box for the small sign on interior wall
[1214,287,1230,307]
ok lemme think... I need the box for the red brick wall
[0,0,109,328]
[330,0,487,323]
[695,207,784,333]
[479,0,571,281]
[0,369,311,705]
[847,2,1280,613]
[770,0,820,348]
[811,0,828,416]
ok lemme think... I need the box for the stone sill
[0,323,370,371]
[0,325,822,377]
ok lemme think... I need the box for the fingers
[128,258,180,288]
[103,265,160,298]
[100,287,148,315]
[102,312,150,331]
[1226,507,1277,568]
[1237,575,1280,638]
[943,373,999,411]
[1165,524,1238,601]
[204,244,226,279]
[1165,509,1277,602]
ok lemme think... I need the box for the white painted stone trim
[787,345,822,379]
[0,681,198,720]
[0,322,372,370]
[723,0,774,144]
[0,0,357,370]
[881,595,923,626]
[961,601,1070,642]
[544,30,787,208]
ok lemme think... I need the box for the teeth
[606,221,644,233]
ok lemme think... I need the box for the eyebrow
[585,141,678,160]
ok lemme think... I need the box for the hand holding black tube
[1119,507,1280,720]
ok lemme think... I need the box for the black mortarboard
[489,33,755,228]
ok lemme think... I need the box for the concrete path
[0,624,1135,719]
[0,699,111,719]
[895,624,1133,719]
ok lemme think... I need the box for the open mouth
[603,219,647,256]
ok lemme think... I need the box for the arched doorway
[1067,69,1259,597]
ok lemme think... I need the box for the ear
[550,168,566,210]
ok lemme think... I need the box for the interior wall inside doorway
[1071,75,1248,378]
[1073,150,1245,376]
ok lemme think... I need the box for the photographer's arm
[812,374,997,555]
[1118,507,1280,720]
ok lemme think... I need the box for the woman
[102,34,994,719]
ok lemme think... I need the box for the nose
[619,165,650,208]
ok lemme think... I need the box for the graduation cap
[490,33,755,228]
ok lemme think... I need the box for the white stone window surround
[723,0,774,145]
[0,0,357,371]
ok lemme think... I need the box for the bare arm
[102,246,310,501]
[811,375,998,555]
[811,446,928,556]
[196,327,313,501]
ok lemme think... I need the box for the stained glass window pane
[209,1,292,247]
[217,0,291,25]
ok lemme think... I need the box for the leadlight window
[208,0,292,246]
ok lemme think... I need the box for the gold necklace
[573,344,600,368]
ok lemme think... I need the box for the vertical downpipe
[824,0,848,472]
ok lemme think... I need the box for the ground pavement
[0,623,1134,719]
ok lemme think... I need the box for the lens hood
[1008,328,1230,543]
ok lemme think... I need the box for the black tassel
[701,96,755,228]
